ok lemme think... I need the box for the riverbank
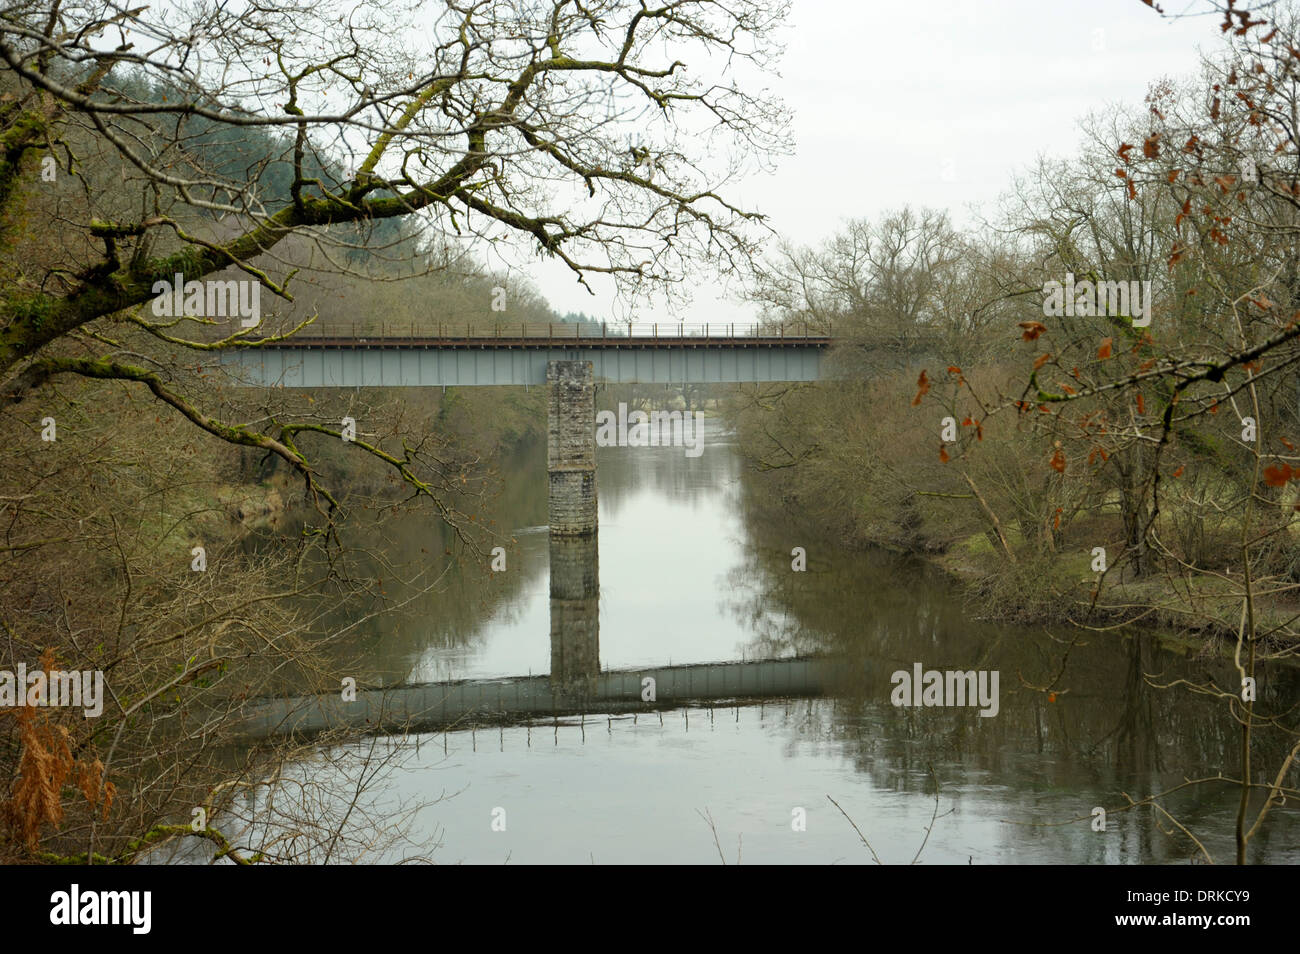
[721,368,1300,659]
[938,532,1287,644]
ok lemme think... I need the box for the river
[256,415,1300,864]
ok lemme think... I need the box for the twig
[826,795,883,864]
[696,805,728,868]
[911,765,942,865]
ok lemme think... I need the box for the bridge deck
[254,333,831,350]
[217,324,831,386]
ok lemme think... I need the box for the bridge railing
[286,320,831,342]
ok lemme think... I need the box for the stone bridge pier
[547,360,597,536]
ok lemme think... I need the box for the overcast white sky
[527,0,1226,326]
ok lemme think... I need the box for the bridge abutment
[547,360,597,536]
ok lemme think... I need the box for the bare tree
[0,0,791,863]
[1,0,790,512]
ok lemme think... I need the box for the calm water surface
[277,417,1300,864]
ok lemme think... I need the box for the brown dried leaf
[911,369,930,406]
[1019,321,1047,342]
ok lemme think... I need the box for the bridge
[215,321,831,388]
[217,322,835,537]
[213,328,851,742]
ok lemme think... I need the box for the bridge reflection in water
[239,528,838,740]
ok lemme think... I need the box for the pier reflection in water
[549,533,599,702]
